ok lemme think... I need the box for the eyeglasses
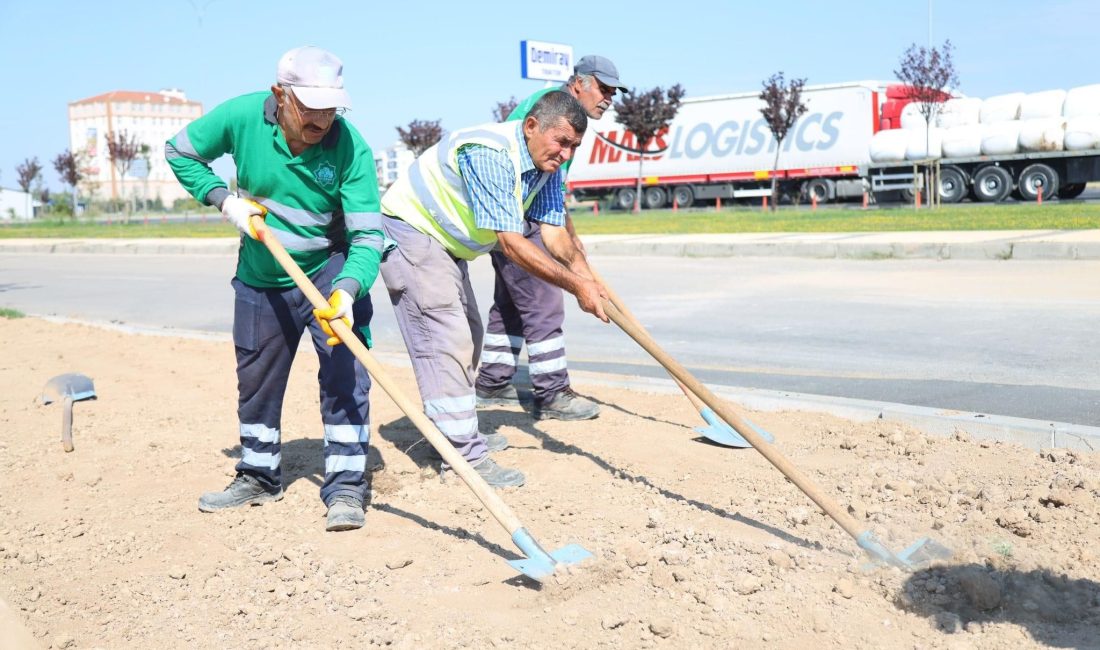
[596,81,617,97]
[282,87,347,121]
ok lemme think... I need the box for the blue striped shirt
[455,123,565,233]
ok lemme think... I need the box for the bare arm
[564,210,586,254]
[496,228,608,322]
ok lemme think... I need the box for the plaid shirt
[455,123,565,233]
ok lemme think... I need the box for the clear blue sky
[1,0,1097,190]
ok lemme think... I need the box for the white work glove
[313,289,354,347]
[222,195,264,239]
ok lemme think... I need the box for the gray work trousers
[378,215,488,464]
[475,221,570,405]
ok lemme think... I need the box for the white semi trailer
[567,81,1100,207]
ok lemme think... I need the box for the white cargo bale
[1018,118,1066,152]
[981,122,1022,155]
[1063,84,1100,119]
[905,127,943,160]
[1018,89,1067,120]
[941,125,983,158]
[900,102,929,129]
[1063,115,1100,151]
[936,98,982,128]
[869,129,909,162]
[980,93,1024,124]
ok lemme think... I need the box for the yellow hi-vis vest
[380,121,549,261]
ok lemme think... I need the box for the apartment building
[373,141,415,190]
[68,89,203,206]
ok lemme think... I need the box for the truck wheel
[643,186,668,210]
[671,185,694,208]
[972,166,1013,203]
[614,188,637,210]
[804,178,834,203]
[937,167,968,204]
[1017,164,1059,201]
[1058,183,1086,199]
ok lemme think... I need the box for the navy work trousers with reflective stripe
[476,221,570,405]
[232,252,373,506]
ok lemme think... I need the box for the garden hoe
[588,267,774,448]
[39,373,97,452]
[602,299,951,570]
[249,211,590,581]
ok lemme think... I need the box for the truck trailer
[566,81,1100,207]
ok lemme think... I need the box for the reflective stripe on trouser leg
[307,262,374,505]
[232,275,306,490]
[379,216,488,463]
[492,224,569,404]
[476,249,527,392]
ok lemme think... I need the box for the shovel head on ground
[39,373,97,452]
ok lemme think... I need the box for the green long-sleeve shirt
[166,91,384,299]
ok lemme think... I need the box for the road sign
[520,40,573,83]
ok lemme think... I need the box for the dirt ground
[2,318,1099,649]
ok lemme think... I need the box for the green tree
[53,149,84,219]
[759,72,808,211]
[493,97,518,123]
[396,119,443,157]
[613,85,685,212]
[15,157,42,218]
[105,130,149,220]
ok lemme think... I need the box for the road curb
[583,239,1091,261]
[35,315,1100,451]
[3,235,1099,259]
[569,372,1100,453]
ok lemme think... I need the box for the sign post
[519,40,573,83]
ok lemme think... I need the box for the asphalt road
[1,252,1098,426]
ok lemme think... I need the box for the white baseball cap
[276,46,352,110]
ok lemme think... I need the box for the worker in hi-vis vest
[475,55,628,422]
[378,91,608,488]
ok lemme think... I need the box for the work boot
[326,495,365,532]
[535,388,600,421]
[428,432,508,460]
[476,384,521,407]
[470,457,525,488]
[198,474,283,512]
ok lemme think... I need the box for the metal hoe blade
[507,528,593,581]
[857,531,953,571]
[696,407,776,448]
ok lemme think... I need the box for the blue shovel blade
[507,529,593,581]
[696,407,775,447]
[856,531,952,571]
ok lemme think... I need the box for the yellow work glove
[313,289,354,347]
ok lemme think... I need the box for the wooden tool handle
[61,396,75,453]
[251,216,525,535]
[589,268,709,413]
[602,299,865,541]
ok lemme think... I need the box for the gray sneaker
[536,389,600,421]
[326,495,365,532]
[471,457,526,488]
[198,474,283,512]
[476,384,520,407]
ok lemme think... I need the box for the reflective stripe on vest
[381,121,548,260]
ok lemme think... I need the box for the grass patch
[0,307,25,319]
[2,203,1099,239]
[0,216,232,239]
[571,202,1100,234]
